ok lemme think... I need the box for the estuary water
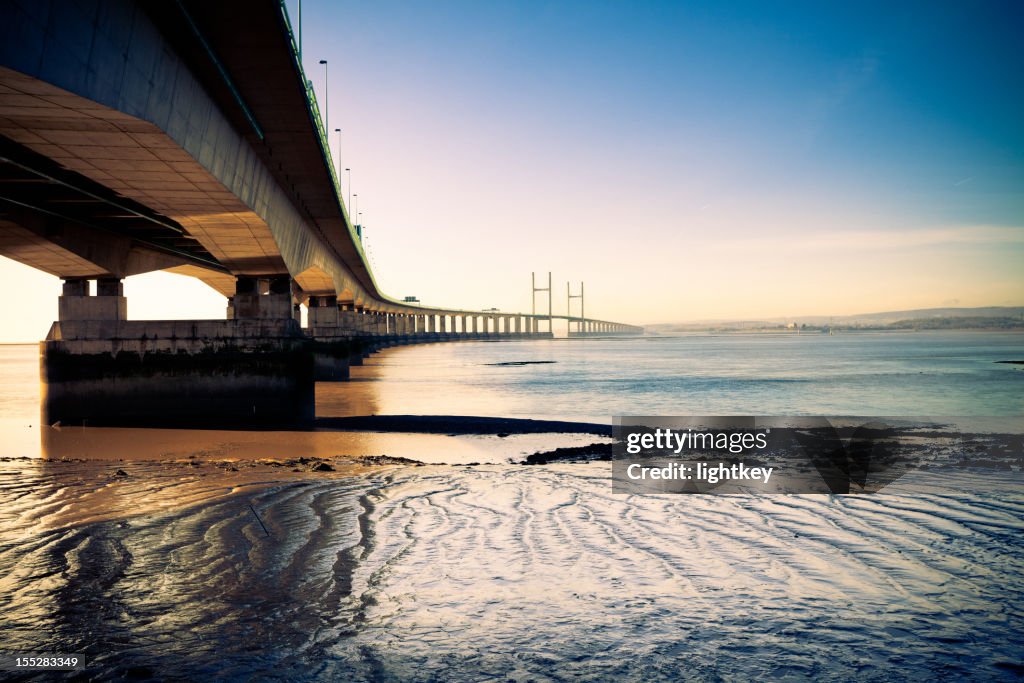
[314,330,1024,422]
[0,331,1022,680]
[4,330,1022,460]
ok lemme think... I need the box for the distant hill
[648,306,1024,333]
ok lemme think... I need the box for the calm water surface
[319,330,1024,420]
[2,331,1022,459]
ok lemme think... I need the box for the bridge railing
[276,2,362,254]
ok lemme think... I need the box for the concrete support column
[232,276,294,320]
[58,278,128,322]
[307,295,340,328]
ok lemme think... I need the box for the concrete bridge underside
[0,0,641,426]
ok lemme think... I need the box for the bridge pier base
[41,318,314,427]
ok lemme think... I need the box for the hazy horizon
[1,0,1022,341]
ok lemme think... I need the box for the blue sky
[287,0,1023,321]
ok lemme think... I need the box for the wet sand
[1,456,1022,681]
[9,412,616,534]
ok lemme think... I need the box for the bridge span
[0,0,641,426]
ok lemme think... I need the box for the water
[0,331,1022,680]
[3,332,1022,458]
[317,331,1024,421]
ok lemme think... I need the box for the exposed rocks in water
[310,462,335,472]
[523,443,613,465]
[316,415,611,436]
[114,469,128,477]
[353,455,426,467]
[485,360,557,366]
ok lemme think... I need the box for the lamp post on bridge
[345,168,351,213]
[334,128,342,182]
[319,59,328,133]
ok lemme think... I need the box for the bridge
[0,0,641,426]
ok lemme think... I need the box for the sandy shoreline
[1,415,617,532]
[6,418,1021,535]
[1,458,1021,681]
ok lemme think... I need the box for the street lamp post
[334,128,341,181]
[345,168,351,213]
[319,59,328,133]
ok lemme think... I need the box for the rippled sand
[1,458,1022,681]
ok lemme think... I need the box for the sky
[1,0,1022,340]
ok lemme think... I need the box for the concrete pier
[42,318,314,427]
[42,276,316,427]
